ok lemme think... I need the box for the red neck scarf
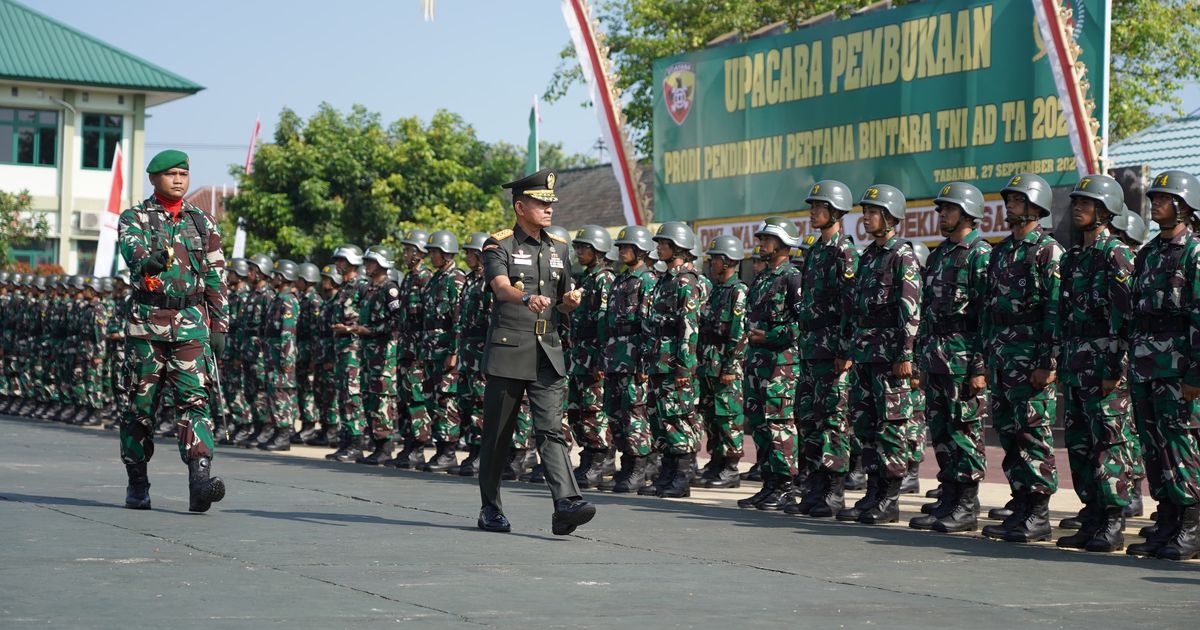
[154,193,183,221]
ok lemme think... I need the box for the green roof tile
[0,0,203,94]
[1109,115,1200,175]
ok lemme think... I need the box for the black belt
[1135,316,1189,334]
[930,319,970,334]
[1066,321,1109,338]
[612,322,640,336]
[992,311,1044,327]
[133,290,204,310]
[799,313,839,332]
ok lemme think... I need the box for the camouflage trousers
[850,362,911,481]
[221,354,245,422]
[241,339,269,428]
[1130,378,1200,507]
[1063,379,1131,508]
[989,369,1059,496]
[924,373,987,484]
[336,344,365,438]
[267,341,297,431]
[744,363,800,477]
[397,358,429,444]
[698,374,744,460]
[316,353,340,431]
[296,341,319,427]
[796,360,851,474]
[603,373,651,457]
[649,374,700,455]
[119,338,215,465]
[364,392,397,441]
[906,388,927,465]
[425,360,461,444]
[567,373,609,451]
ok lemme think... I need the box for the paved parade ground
[2,414,1198,629]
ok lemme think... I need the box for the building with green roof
[0,0,203,272]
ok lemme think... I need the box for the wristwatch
[522,294,532,305]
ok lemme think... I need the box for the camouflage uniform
[645,265,702,455]
[397,266,432,446]
[315,288,341,440]
[241,281,274,433]
[697,274,749,463]
[744,260,802,478]
[116,195,228,464]
[265,286,300,433]
[795,232,859,475]
[360,278,401,442]
[1059,230,1134,509]
[603,266,656,458]
[422,263,466,445]
[455,265,492,451]
[984,226,1063,497]
[331,274,370,440]
[1128,228,1200,509]
[221,284,247,426]
[295,285,325,432]
[849,236,921,482]
[917,230,991,485]
[567,262,614,454]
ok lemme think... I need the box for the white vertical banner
[561,0,644,225]
[92,143,123,277]
[231,217,247,259]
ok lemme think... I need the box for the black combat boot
[705,457,742,489]
[579,449,608,489]
[611,456,649,493]
[598,453,629,491]
[81,408,102,427]
[1058,505,1089,530]
[1084,506,1125,552]
[988,494,1022,520]
[254,424,276,448]
[741,461,764,483]
[260,427,292,451]
[306,426,336,447]
[737,475,778,509]
[1156,505,1200,561]
[641,454,676,495]
[900,461,921,494]
[229,424,253,446]
[333,434,366,463]
[124,462,151,510]
[237,424,263,449]
[573,449,594,484]
[859,477,901,524]
[933,481,979,533]
[423,442,459,473]
[644,452,662,483]
[386,440,418,468]
[602,446,617,477]
[356,438,394,465]
[920,480,952,515]
[1002,492,1052,543]
[1123,484,1144,518]
[187,457,226,513]
[838,474,881,521]
[324,433,352,461]
[1056,503,1100,549]
[756,473,796,511]
[457,446,481,477]
[910,481,958,530]
[925,484,943,498]
[694,454,723,487]
[502,448,526,480]
[523,462,547,483]
[1128,501,1180,557]
[659,453,695,499]
[983,491,1027,539]
[843,453,866,491]
[809,474,846,518]
[785,469,829,515]
[293,422,316,444]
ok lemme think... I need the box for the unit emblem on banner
[663,62,695,126]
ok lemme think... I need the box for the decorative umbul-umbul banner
[653,0,1109,222]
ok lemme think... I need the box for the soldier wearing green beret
[116,149,228,513]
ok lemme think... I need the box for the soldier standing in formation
[355,246,402,465]
[421,231,467,473]
[566,225,615,487]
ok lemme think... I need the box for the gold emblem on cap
[547,172,556,189]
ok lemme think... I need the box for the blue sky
[22,0,1200,188]
[25,0,601,186]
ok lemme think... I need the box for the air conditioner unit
[79,211,103,231]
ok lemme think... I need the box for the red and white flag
[92,143,123,277]
[244,115,261,175]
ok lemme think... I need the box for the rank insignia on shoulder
[490,229,513,241]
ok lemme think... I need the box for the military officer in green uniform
[476,169,595,536]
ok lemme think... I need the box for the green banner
[652,0,1108,222]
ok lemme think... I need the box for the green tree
[546,0,1200,151]
[0,188,48,268]
[1110,0,1200,140]
[227,104,525,263]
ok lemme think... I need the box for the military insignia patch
[663,61,696,126]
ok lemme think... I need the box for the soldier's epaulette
[490,229,513,241]
[547,231,568,244]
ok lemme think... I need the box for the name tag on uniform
[513,255,533,266]
[550,258,564,269]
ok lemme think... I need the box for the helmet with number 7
[858,184,907,221]
[1001,173,1053,218]
[1069,174,1124,219]
[1147,170,1200,214]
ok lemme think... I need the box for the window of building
[0,108,58,166]
[81,113,123,169]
